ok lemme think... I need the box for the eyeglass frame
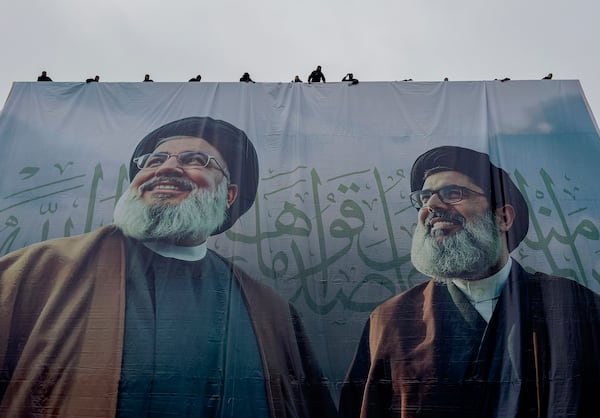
[133,151,229,179]
[409,184,487,209]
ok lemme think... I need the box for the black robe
[340,262,600,417]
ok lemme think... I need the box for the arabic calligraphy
[515,168,599,287]
[0,162,129,251]
[1,161,599,313]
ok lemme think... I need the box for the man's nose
[422,192,446,211]
[155,156,183,174]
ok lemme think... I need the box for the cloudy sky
[1,0,599,122]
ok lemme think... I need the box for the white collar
[452,258,512,303]
[451,258,512,323]
[142,240,208,261]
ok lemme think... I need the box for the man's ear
[226,184,239,208]
[494,204,516,233]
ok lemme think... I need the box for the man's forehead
[423,170,481,189]
[155,136,222,155]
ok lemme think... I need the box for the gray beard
[113,180,229,243]
[410,210,503,281]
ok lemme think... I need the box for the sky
[1,0,599,123]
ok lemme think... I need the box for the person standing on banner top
[308,65,326,83]
[342,73,359,85]
[240,72,255,83]
[37,70,52,81]
[0,116,337,418]
[340,145,600,418]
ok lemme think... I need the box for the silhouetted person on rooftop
[86,75,100,83]
[342,73,359,85]
[292,75,302,83]
[189,75,202,82]
[308,66,326,83]
[240,72,255,83]
[542,73,553,80]
[37,71,52,82]
[143,74,154,82]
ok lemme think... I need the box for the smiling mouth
[141,177,194,193]
[150,184,188,191]
[425,212,465,236]
[430,219,458,228]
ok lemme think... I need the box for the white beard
[410,210,503,281]
[113,179,229,243]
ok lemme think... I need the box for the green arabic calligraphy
[1,162,599,314]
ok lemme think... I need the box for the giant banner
[1,81,599,416]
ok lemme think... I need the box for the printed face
[410,170,510,280]
[417,170,490,242]
[130,137,231,207]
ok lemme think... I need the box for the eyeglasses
[409,185,487,209]
[133,151,228,178]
